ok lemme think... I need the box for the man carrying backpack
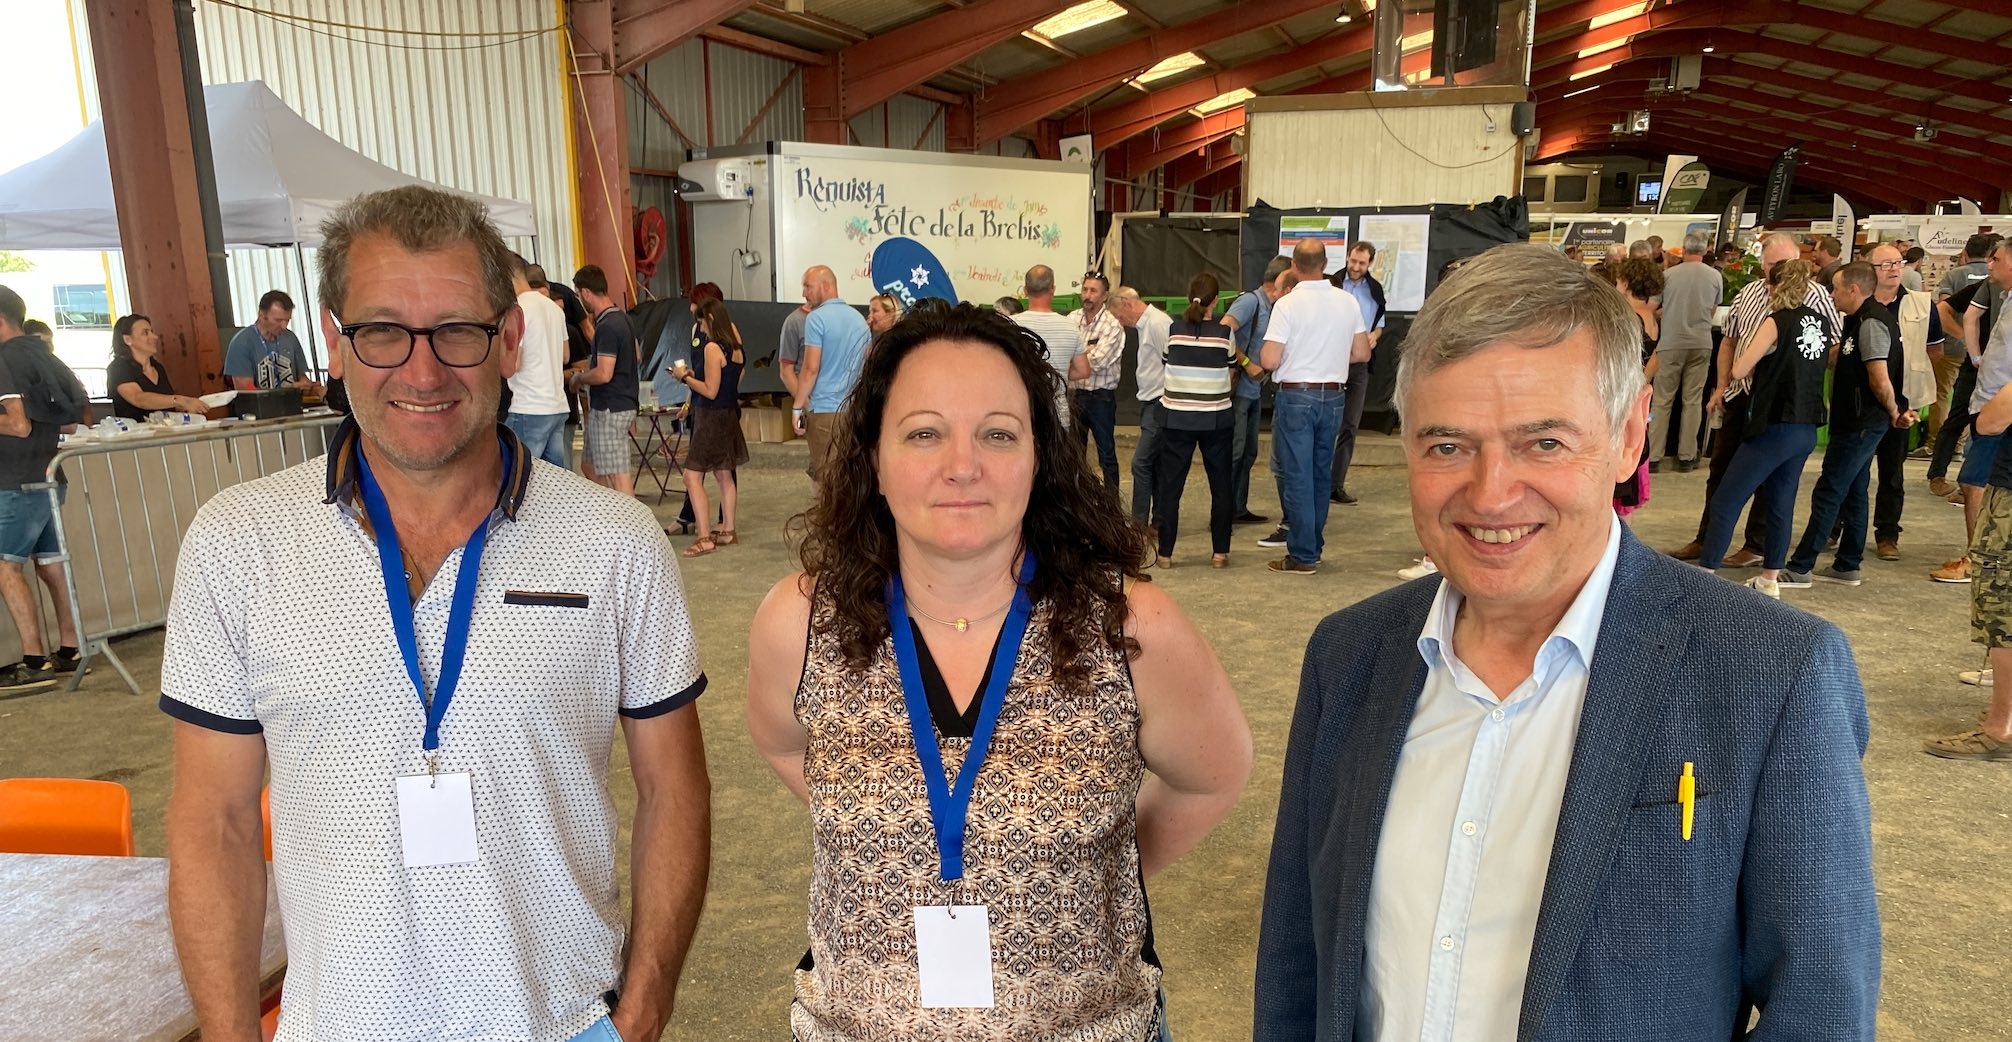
[0,285,85,691]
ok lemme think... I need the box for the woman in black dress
[107,314,209,420]
[671,298,749,557]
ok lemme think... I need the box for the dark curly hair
[794,300,1150,687]
[1614,257,1665,302]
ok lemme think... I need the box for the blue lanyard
[356,448,492,762]
[886,554,1036,882]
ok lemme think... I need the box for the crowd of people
[4,180,2002,1040]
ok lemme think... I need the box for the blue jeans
[1788,422,1886,574]
[1272,387,1346,565]
[1701,423,1818,570]
[505,411,571,470]
[1132,398,1167,523]
[1229,394,1263,515]
[1077,388,1120,490]
[1959,431,2004,488]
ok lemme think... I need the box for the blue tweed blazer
[1254,529,1881,1042]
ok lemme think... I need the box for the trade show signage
[773,152,1091,303]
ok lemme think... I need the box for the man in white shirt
[504,257,573,469]
[1070,272,1125,489]
[162,186,711,1042]
[1113,286,1171,524]
[1259,239,1370,575]
[1010,264,1089,424]
[1257,244,1878,1042]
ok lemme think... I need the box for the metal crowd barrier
[36,413,346,695]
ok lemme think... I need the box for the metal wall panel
[848,106,887,149]
[1245,102,1520,209]
[883,94,945,152]
[65,0,573,355]
[631,39,708,168]
[703,42,802,147]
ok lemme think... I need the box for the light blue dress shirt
[1339,274,1386,332]
[1359,515,1622,1042]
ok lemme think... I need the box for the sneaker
[1330,489,1358,505]
[1674,458,1700,473]
[1647,460,1662,474]
[1232,511,1269,526]
[1724,548,1764,569]
[1876,540,1900,561]
[1396,558,1440,581]
[1776,569,1814,589]
[1668,539,1703,561]
[1744,576,1780,598]
[1815,566,1864,586]
[1959,668,1993,686]
[1948,488,1968,504]
[1908,445,1934,460]
[0,663,57,694]
[1267,557,1318,575]
[1922,729,2012,761]
[1931,558,1972,583]
[1929,476,1957,498]
[1256,526,1290,548]
[1822,535,1840,554]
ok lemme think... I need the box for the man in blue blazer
[1255,245,1880,1042]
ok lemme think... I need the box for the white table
[0,853,285,1042]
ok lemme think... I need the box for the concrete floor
[2,429,2006,1041]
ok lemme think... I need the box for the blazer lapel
[1323,619,1431,1039]
[1516,535,1693,1041]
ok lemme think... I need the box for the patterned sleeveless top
[790,585,1160,1042]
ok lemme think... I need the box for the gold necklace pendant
[954,617,970,633]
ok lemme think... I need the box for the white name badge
[395,773,479,867]
[913,905,995,1008]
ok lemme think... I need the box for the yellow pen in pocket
[1678,761,1696,842]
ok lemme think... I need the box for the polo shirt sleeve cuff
[618,673,708,720]
[159,694,264,734]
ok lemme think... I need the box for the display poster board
[1356,213,1432,312]
[1277,216,1350,273]
[769,149,1092,305]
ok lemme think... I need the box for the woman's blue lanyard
[356,449,491,777]
[885,553,1036,882]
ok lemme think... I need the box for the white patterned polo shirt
[160,420,706,1042]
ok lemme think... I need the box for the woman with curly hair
[745,301,1251,1041]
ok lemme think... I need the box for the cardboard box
[754,406,799,444]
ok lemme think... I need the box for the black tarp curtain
[1240,197,1528,431]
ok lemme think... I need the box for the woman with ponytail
[1697,258,1834,596]
[1154,272,1238,568]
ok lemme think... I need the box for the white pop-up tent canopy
[0,80,537,249]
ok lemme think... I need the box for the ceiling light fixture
[1702,45,1715,52]
[1336,12,1353,22]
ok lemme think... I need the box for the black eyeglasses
[338,319,503,369]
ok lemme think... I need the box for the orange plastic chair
[0,777,135,856]
[261,786,273,862]
[260,1003,281,1042]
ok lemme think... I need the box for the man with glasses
[568,264,641,496]
[1859,244,1941,561]
[1071,272,1124,490]
[161,185,712,1042]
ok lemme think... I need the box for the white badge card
[395,773,480,867]
[914,905,995,1008]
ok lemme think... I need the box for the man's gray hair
[1628,239,1653,259]
[1111,286,1144,306]
[1682,232,1709,256]
[1024,265,1056,297]
[1396,244,1645,437]
[318,185,516,319]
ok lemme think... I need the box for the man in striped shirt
[1669,232,1841,564]
[1071,273,1126,490]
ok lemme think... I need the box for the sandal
[1211,554,1229,569]
[714,529,737,546]
[1155,555,1175,569]
[682,537,717,558]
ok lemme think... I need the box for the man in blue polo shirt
[791,265,871,492]
[1222,257,1292,526]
